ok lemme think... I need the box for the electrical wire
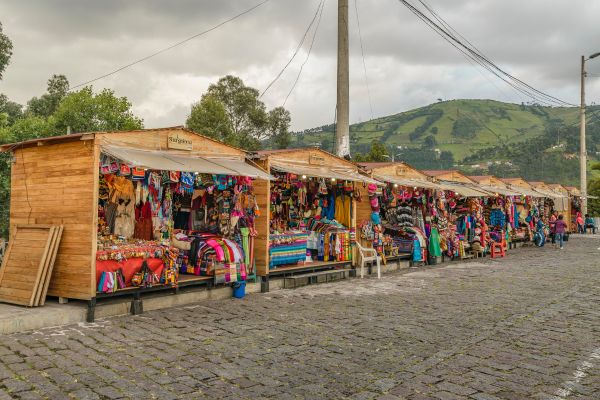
[398,0,576,107]
[260,0,323,98]
[70,0,270,90]
[354,0,374,120]
[282,0,326,107]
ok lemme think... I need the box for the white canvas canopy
[269,160,381,185]
[101,145,272,179]
[372,174,443,190]
[436,181,495,197]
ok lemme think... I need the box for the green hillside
[294,99,580,161]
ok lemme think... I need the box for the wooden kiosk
[467,175,522,196]
[1,127,271,318]
[250,148,378,289]
[355,162,442,264]
[421,170,493,197]
[498,177,542,197]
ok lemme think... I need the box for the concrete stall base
[0,257,451,335]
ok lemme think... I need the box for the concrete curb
[0,255,487,335]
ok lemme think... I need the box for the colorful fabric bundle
[97,269,127,293]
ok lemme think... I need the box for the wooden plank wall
[94,128,245,158]
[252,160,270,276]
[10,140,95,300]
[355,185,373,230]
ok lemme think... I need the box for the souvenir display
[268,173,356,268]
[96,154,259,293]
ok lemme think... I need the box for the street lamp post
[580,52,600,216]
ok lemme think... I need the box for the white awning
[101,145,272,179]
[436,181,495,197]
[373,174,443,190]
[269,160,381,184]
[508,186,545,197]
[478,185,522,196]
[531,188,566,199]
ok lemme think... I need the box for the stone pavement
[0,237,599,399]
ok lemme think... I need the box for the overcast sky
[1,0,600,131]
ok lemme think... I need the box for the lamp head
[590,52,600,59]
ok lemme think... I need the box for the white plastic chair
[355,242,381,279]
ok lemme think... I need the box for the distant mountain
[291,99,600,184]
[293,99,580,161]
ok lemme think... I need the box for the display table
[96,258,164,288]
[269,231,308,268]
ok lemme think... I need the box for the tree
[353,140,389,162]
[0,94,22,125]
[423,135,437,149]
[186,75,290,150]
[0,22,12,80]
[52,86,143,133]
[268,107,291,149]
[27,74,70,117]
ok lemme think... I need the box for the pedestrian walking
[554,214,567,250]
[534,217,546,247]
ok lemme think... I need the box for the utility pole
[580,55,588,216]
[335,0,350,158]
[579,52,600,216]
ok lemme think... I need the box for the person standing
[576,212,584,234]
[549,212,558,244]
[554,215,568,250]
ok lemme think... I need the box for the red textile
[96,258,164,286]
[134,202,154,240]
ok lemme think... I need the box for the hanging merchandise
[268,172,356,268]
[96,154,259,294]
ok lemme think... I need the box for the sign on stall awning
[101,145,272,179]
[269,160,381,184]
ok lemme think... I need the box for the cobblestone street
[0,237,599,399]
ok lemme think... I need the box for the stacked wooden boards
[0,225,64,307]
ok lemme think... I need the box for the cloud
[0,0,598,131]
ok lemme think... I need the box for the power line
[282,0,326,107]
[398,0,576,107]
[70,0,270,90]
[260,0,324,98]
[416,0,516,103]
[354,0,374,120]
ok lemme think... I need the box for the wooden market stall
[421,170,494,197]
[565,185,582,229]
[498,177,541,197]
[1,126,272,318]
[547,184,572,231]
[467,175,522,197]
[250,148,379,284]
[355,162,441,264]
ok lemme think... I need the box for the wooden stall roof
[528,181,551,189]
[564,186,582,196]
[499,177,534,189]
[358,161,429,181]
[468,175,509,187]
[422,170,476,184]
[547,183,569,193]
[253,147,359,169]
[1,126,248,157]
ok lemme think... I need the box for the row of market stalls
[0,127,582,318]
